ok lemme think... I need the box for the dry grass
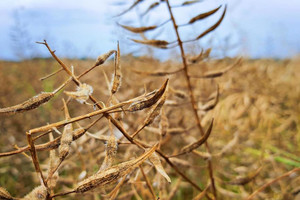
[0,54,299,199]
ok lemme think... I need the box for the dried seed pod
[0,77,71,116]
[170,87,187,99]
[189,5,222,24]
[116,0,143,17]
[95,50,116,67]
[192,150,212,160]
[119,24,157,33]
[182,0,202,6]
[0,186,14,200]
[149,152,171,183]
[47,133,59,189]
[143,2,160,16]
[58,99,74,160]
[128,79,169,112]
[170,119,213,157]
[0,92,54,116]
[195,6,227,40]
[159,108,168,136]
[144,90,167,126]
[22,185,47,200]
[64,83,93,104]
[190,57,242,79]
[75,143,158,193]
[99,130,118,171]
[228,167,262,185]
[130,68,182,76]
[188,48,212,64]
[199,84,219,111]
[110,95,123,121]
[131,39,169,49]
[111,42,122,94]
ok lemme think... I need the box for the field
[0,55,299,199]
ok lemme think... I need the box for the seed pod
[188,48,212,64]
[143,2,160,16]
[190,57,242,79]
[180,119,214,154]
[0,92,54,116]
[0,187,14,200]
[131,39,169,49]
[195,6,227,40]
[199,84,219,111]
[64,83,93,104]
[47,133,59,189]
[116,0,144,17]
[110,95,123,121]
[128,79,169,112]
[95,50,116,67]
[159,108,168,136]
[22,185,47,200]
[111,42,122,94]
[99,132,118,171]
[119,24,157,33]
[75,143,158,193]
[170,87,187,99]
[228,167,262,185]
[149,152,171,183]
[0,77,70,116]
[182,0,202,6]
[130,68,182,76]
[144,90,167,126]
[189,5,222,24]
[58,99,74,160]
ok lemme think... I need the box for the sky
[0,0,299,60]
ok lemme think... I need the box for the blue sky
[0,0,299,60]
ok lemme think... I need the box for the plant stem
[165,0,217,198]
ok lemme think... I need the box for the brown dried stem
[165,0,217,198]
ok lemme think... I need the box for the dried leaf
[119,24,157,33]
[75,143,158,193]
[196,5,227,40]
[64,83,93,104]
[131,39,169,48]
[189,5,222,24]
[128,79,169,112]
[149,152,171,183]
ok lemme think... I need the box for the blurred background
[0,0,299,61]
